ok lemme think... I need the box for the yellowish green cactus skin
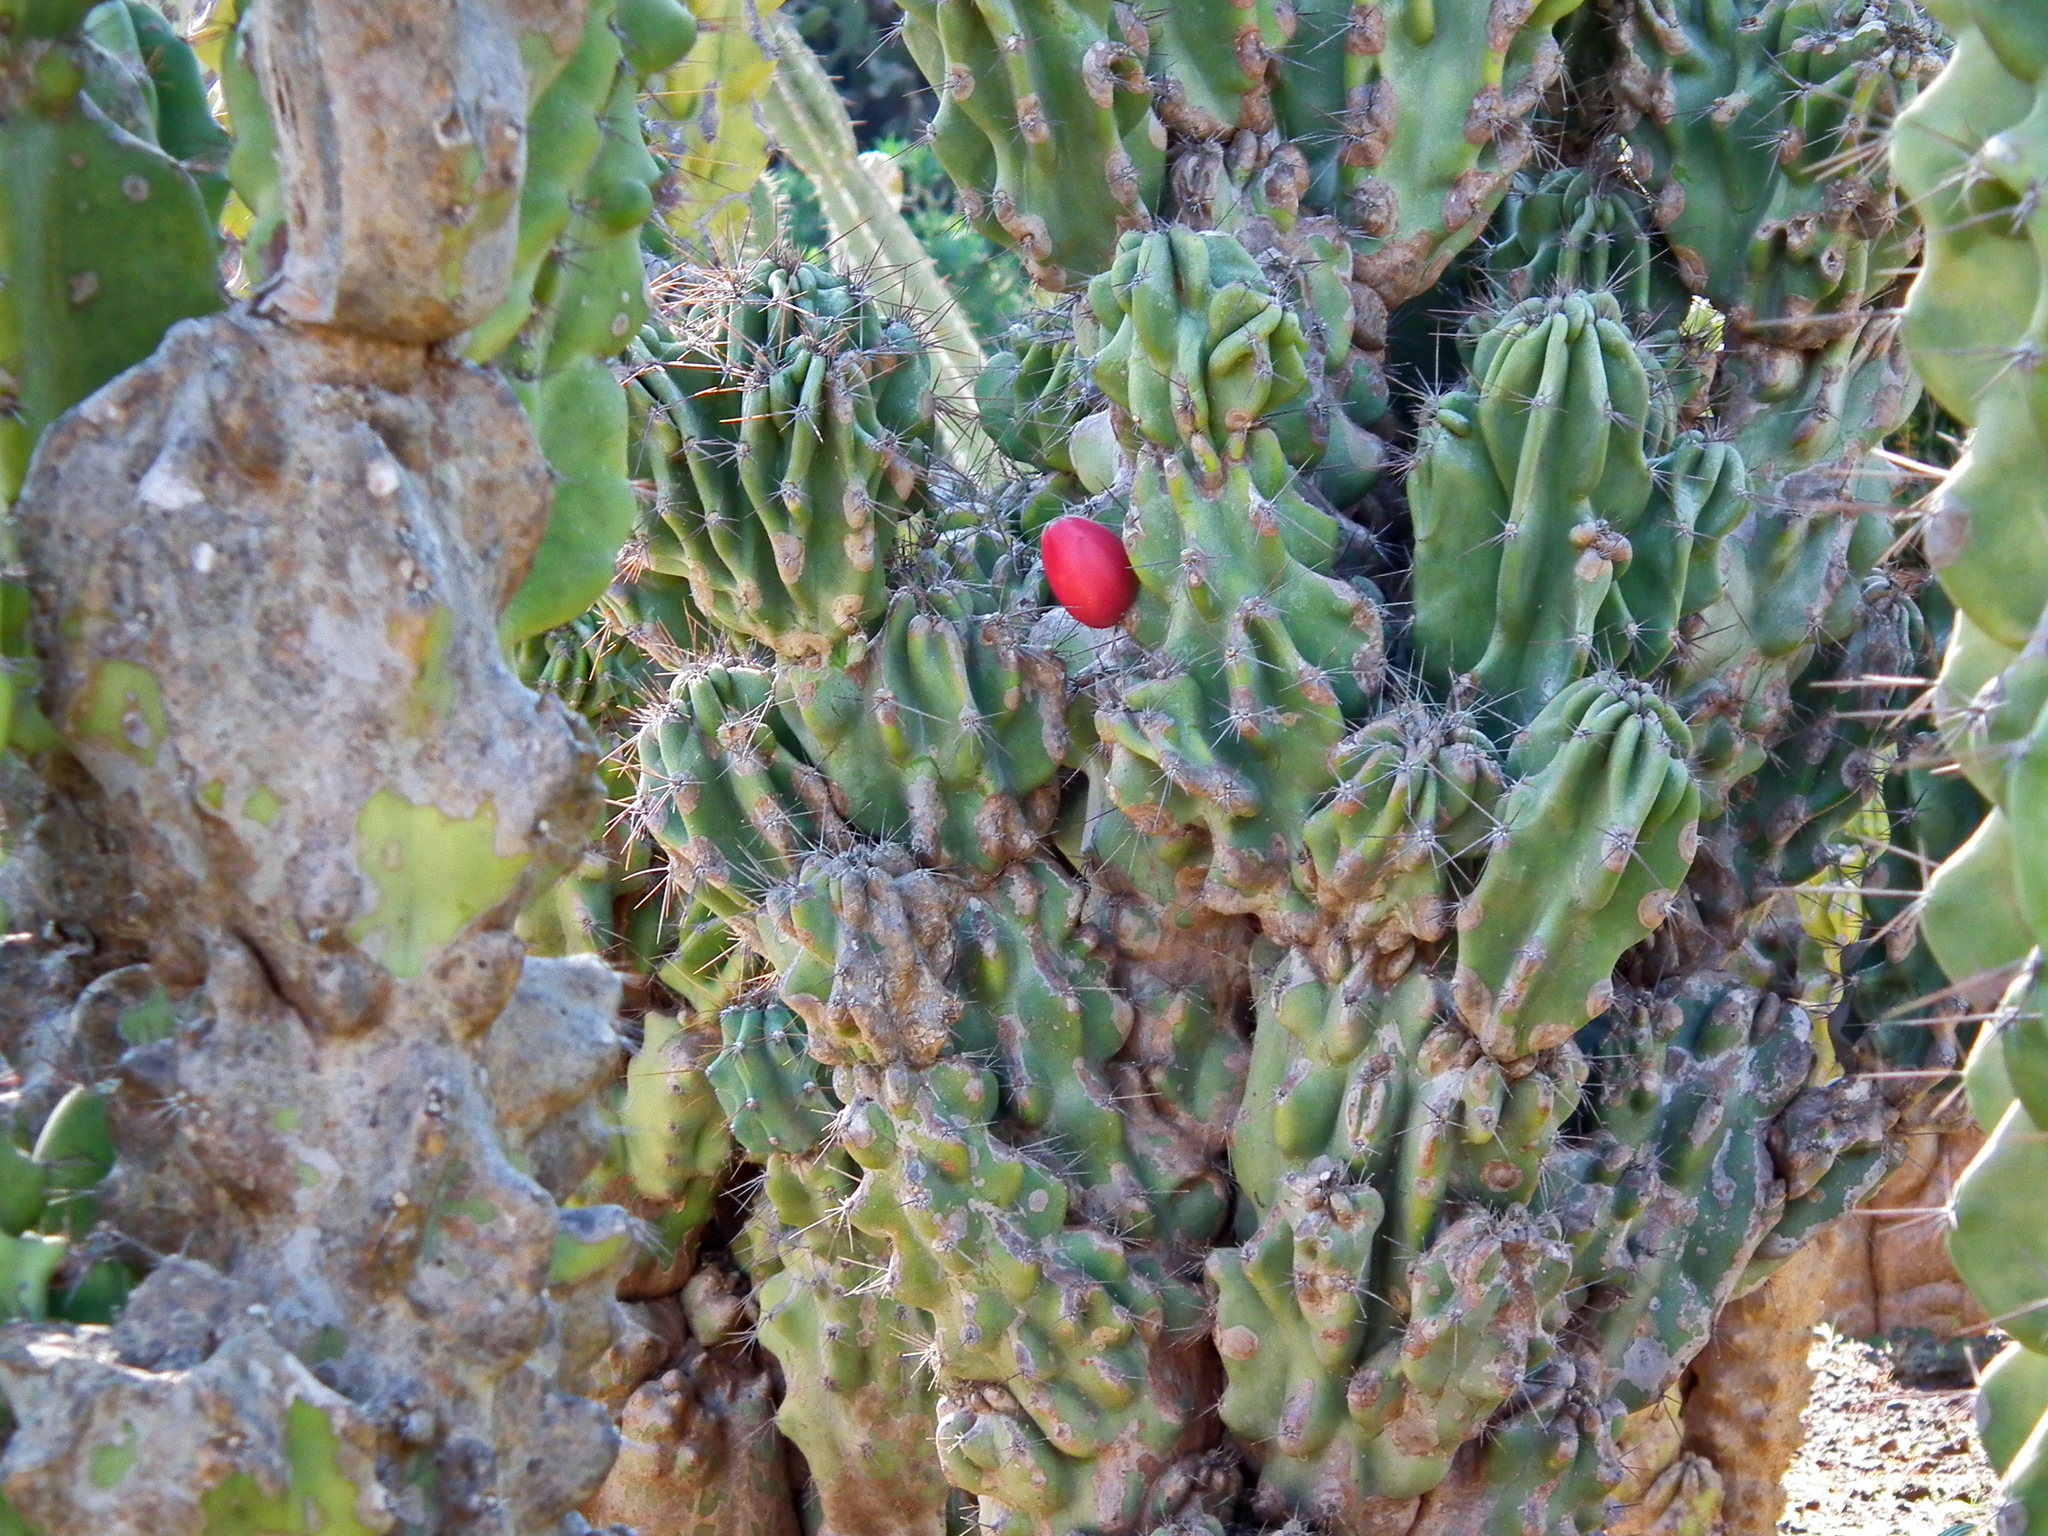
[837,1060,1218,1536]
[1891,8,2048,1534]
[648,0,788,253]
[1211,1185,1573,1523]
[488,0,691,643]
[1897,3,2048,651]
[623,1010,733,1228]
[746,1150,953,1536]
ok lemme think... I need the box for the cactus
[1409,292,1748,717]
[636,255,935,660]
[1087,227,1387,933]
[1452,676,1701,1060]
[1486,166,1657,313]
[744,1149,953,1536]
[586,3,1951,1524]
[1887,7,2048,1533]
[0,1,1980,1533]
[894,0,1163,290]
[776,571,1071,872]
[650,0,791,252]
[0,0,225,504]
[1279,0,1589,305]
[1601,0,1933,347]
[1298,704,1503,982]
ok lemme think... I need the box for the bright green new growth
[646,0,788,252]
[622,1010,732,1226]
[483,0,694,644]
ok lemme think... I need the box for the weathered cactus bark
[0,2,638,1530]
[1677,1232,1841,1536]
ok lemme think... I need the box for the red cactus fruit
[1041,516,1137,628]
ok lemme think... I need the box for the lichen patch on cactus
[196,1398,381,1536]
[67,660,166,768]
[345,790,531,979]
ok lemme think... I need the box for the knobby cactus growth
[0,1,1988,1535]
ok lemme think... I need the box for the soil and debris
[1777,1326,2000,1536]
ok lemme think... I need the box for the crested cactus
[0,0,1982,1533]
[1277,0,1589,307]
[776,568,1071,872]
